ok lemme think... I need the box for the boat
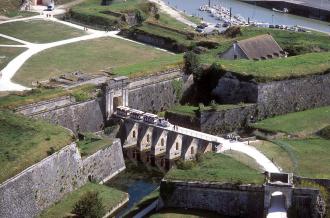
[272,8,289,13]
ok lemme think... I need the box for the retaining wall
[0,139,125,218]
[17,98,106,135]
[160,180,265,218]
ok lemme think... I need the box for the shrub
[184,51,202,82]
[176,159,196,170]
[224,26,242,38]
[318,125,330,140]
[46,147,56,156]
[155,13,160,20]
[72,191,105,218]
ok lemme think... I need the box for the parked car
[195,27,204,33]
[157,118,170,127]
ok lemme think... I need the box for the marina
[165,0,330,33]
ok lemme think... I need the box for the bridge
[116,111,279,172]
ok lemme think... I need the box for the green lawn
[274,138,330,179]
[0,47,26,70]
[0,85,97,109]
[251,106,330,136]
[13,37,181,86]
[0,110,73,183]
[250,140,294,172]
[165,152,264,184]
[0,36,21,45]
[39,182,127,218]
[223,150,262,171]
[77,133,113,157]
[217,52,330,82]
[0,19,85,43]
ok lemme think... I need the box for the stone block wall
[128,70,183,113]
[257,73,330,118]
[160,180,265,218]
[26,98,105,135]
[0,140,125,218]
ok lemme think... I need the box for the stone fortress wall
[0,139,125,218]
[159,180,324,218]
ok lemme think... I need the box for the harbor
[165,0,330,33]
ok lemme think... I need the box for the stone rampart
[128,69,183,113]
[19,98,105,135]
[160,180,265,218]
[0,139,125,218]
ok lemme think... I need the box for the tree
[183,51,202,82]
[72,191,105,218]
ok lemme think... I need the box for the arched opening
[113,96,123,112]
[160,158,164,167]
[191,146,195,155]
[147,134,150,143]
[133,130,136,138]
[176,142,179,150]
[161,138,164,146]
[267,191,287,218]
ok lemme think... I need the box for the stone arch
[267,191,287,215]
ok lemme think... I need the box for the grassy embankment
[0,84,97,109]
[166,104,251,118]
[251,106,330,179]
[165,152,264,184]
[0,110,73,183]
[0,36,21,45]
[149,208,229,218]
[0,47,26,70]
[0,0,37,17]
[39,182,127,218]
[0,19,86,43]
[13,37,182,86]
[77,132,113,157]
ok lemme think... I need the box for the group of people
[173,125,179,131]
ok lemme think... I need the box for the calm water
[165,0,330,33]
[106,161,163,217]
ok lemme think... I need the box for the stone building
[220,34,286,60]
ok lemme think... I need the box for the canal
[165,0,330,33]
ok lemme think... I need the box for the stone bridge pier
[121,119,216,169]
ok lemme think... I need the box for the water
[165,0,330,33]
[105,161,163,217]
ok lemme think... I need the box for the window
[176,142,179,150]
[191,147,195,155]
[161,138,164,146]
[147,134,150,143]
[133,130,136,138]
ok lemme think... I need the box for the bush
[224,26,242,38]
[176,159,196,170]
[155,13,160,20]
[46,147,56,156]
[319,125,330,139]
[72,191,105,218]
[184,51,202,82]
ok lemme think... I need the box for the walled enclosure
[17,68,184,134]
[0,139,125,218]
[159,180,324,218]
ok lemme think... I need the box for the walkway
[172,125,280,172]
[0,16,171,91]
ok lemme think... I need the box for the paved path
[173,125,280,172]
[266,191,288,218]
[0,16,172,91]
[148,0,197,27]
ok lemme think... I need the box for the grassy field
[0,110,73,183]
[0,47,26,70]
[77,133,113,157]
[250,140,294,172]
[13,37,181,86]
[0,85,97,109]
[224,150,262,171]
[274,138,330,179]
[40,182,127,218]
[165,152,264,184]
[0,36,21,45]
[0,19,85,43]
[149,208,226,218]
[251,106,330,136]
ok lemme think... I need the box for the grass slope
[0,36,21,45]
[77,133,113,157]
[274,138,330,179]
[14,37,181,86]
[0,110,73,183]
[0,47,26,70]
[165,153,264,184]
[251,106,330,136]
[0,85,97,109]
[0,19,85,43]
[39,182,127,218]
